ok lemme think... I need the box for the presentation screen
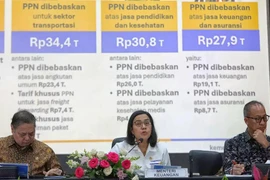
[0,0,269,154]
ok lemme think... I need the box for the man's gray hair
[11,110,36,129]
[243,100,264,117]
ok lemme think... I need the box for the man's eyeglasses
[133,120,151,127]
[246,115,270,123]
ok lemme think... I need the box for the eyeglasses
[133,120,151,127]
[246,115,270,123]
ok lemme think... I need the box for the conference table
[21,176,264,180]
[69,178,255,180]
[21,178,262,180]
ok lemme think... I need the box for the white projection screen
[0,0,269,154]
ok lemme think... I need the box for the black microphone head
[139,138,143,143]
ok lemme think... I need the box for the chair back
[111,137,126,148]
[189,150,222,177]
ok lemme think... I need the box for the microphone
[127,138,143,154]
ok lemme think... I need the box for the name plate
[145,168,188,178]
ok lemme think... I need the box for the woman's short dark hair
[126,110,157,147]
[11,110,36,129]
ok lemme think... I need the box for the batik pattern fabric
[0,135,62,175]
[223,130,270,174]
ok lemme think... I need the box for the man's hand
[253,129,270,148]
[43,168,62,176]
[231,164,245,175]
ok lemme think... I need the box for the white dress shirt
[111,141,171,176]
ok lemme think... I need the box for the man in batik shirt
[223,101,270,175]
[0,110,63,176]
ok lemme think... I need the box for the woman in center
[111,110,171,176]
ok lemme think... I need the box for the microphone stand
[127,138,143,154]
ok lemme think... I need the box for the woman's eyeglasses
[133,120,151,127]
